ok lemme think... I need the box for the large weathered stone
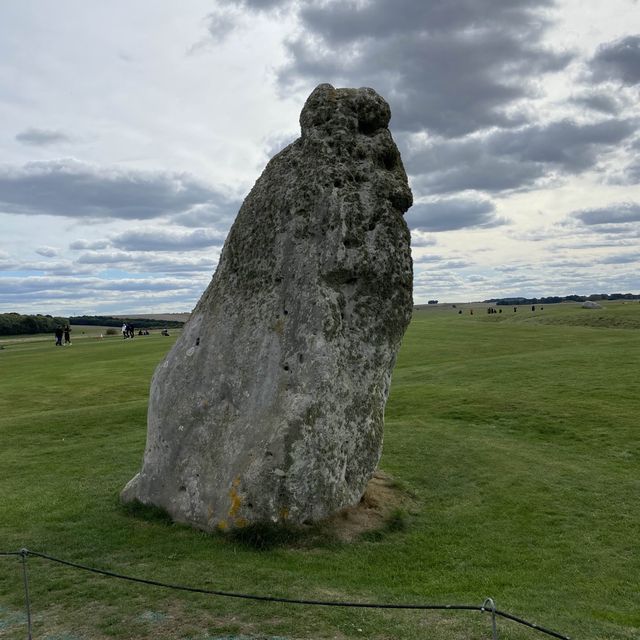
[121,84,413,529]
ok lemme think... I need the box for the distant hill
[485,293,639,306]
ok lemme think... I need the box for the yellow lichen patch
[207,505,215,522]
[228,477,242,517]
[216,520,228,531]
[271,318,285,335]
[279,507,289,521]
[234,517,248,528]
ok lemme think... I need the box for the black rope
[1,549,571,639]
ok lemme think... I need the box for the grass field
[1,302,638,639]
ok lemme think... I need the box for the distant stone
[121,84,413,529]
[582,301,603,309]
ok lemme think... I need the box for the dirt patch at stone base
[322,470,415,542]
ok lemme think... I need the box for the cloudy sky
[1,0,639,315]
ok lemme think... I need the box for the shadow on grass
[119,499,174,526]
[120,499,412,551]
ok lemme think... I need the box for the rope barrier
[1,548,571,640]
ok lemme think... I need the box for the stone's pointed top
[300,83,391,137]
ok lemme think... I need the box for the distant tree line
[0,313,69,336]
[485,293,639,306]
[69,315,185,329]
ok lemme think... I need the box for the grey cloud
[0,255,18,270]
[600,253,639,264]
[410,231,437,247]
[409,118,638,194]
[590,35,640,86]
[406,197,504,231]
[276,0,571,136]
[92,277,202,293]
[69,239,110,250]
[35,246,58,257]
[133,255,215,275]
[570,91,622,115]
[76,251,134,265]
[0,159,228,221]
[573,202,640,225]
[75,249,215,274]
[11,259,95,276]
[110,228,226,251]
[433,260,473,269]
[205,6,243,42]
[0,275,201,296]
[486,119,637,167]
[413,254,447,264]
[218,0,289,10]
[0,276,96,295]
[15,128,71,146]
[612,157,640,185]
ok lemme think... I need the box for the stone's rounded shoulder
[300,83,391,136]
[353,87,391,134]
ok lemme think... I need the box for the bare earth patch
[323,470,415,542]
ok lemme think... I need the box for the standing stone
[121,84,413,529]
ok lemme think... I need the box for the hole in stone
[344,237,359,249]
[298,353,304,363]
[380,148,397,171]
[358,119,378,135]
[283,364,290,371]
[179,485,186,492]
[248,503,253,509]
[283,309,288,315]
[195,337,200,346]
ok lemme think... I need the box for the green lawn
[0,303,638,639]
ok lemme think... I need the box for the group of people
[55,323,168,343]
[54,325,71,346]
[122,323,136,339]
[457,306,545,315]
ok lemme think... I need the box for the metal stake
[483,598,498,640]
[20,549,32,640]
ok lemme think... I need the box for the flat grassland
[0,302,638,639]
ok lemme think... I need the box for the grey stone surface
[121,84,413,529]
[582,301,603,309]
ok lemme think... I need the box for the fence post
[20,549,33,640]
[482,598,498,640]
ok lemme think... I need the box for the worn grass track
[1,302,638,639]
